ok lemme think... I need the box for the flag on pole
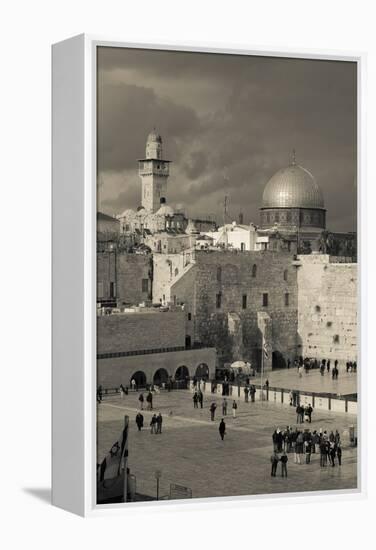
[97,416,129,504]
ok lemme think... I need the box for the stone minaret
[138,130,171,213]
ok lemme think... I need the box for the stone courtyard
[97,381,358,502]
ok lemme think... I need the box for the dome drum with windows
[260,153,326,232]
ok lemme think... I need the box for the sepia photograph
[95,46,358,504]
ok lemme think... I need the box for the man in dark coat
[156,413,163,434]
[210,402,217,421]
[198,390,204,408]
[219,419,226,441]
[280,452,288,477]
[135,412,144,431]
[270,451,279,477]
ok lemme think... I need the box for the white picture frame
[52,34,366,517]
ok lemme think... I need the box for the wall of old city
[297,254,357,362]
[97,252,152,305]
[97,347,216,387]
[170,250,298,370]
[97,310,186,355]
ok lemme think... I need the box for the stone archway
[175,365,190,380]
[153,368,169,386]
[130,371,147,388]
[195,363,209,380]
[272,351,287,370]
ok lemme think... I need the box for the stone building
[259,153,356,258]
[116,131,216,239]
[97,308,216,387]
[97,251,153,308]
[97,211,120,240]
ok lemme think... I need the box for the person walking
[270,451,279,477]
[97,385,103,403]
[131,378,136,392]
[337,444,342,466]
[219,419,226,441]
[210,402,217,421]
[244,386,249,403]
[296,431,304,464]
[329,442,336,467]
[305,404,313,423]
[250,385,256,403]
[222,398,228,416]
[156,413,163,434]
[232,400,238,418]
[135,412,144,431]
[280,452,288,477]
[138,392,144,410]
[146,391,153,410]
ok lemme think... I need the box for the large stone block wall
[171,250,298,370]
[97,252,152,305]
[97,310,186,354]
[97,347,216,387]
[297,254,357,362]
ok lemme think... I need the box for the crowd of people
[270,426,343,477]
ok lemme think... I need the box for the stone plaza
[97,371,358,502]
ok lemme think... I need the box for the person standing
[135,412,144,431]
[219,419,226,441]
[150,414,157,434]
[210,402,217,421]
[232,400,238,418]
[131,378,136,391]
[156,413,163,434]
[280,452,288,477]
[146,391,153,410]
[193,392,198,409]
[305,439,312,464]
[138,392,144,410]
[337,444,342,466]
[199,390,204,409]
[222,398,228,416]
[250,385,256,403]
[270,451,279,477]
[306,404,313,423]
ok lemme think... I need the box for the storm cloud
[97,47,357,231]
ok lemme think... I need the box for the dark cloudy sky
[97,47,357,232]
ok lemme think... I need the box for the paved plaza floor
[97,386,358,502]
[252,367,357,395]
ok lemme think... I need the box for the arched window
[216,266,222,282]
[174,267,179,277]
[252,264,257,278]
[283,269,288,281]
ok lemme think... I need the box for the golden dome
[262,163,324,209]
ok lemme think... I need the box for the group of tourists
[270,426,343,476]
[243,385,257,402]
[137,391,154,410]
[193,390,204,408]
[209,399,239,421]
[294,403,313,423]
[135,411,163,434]
[346,361,357,373]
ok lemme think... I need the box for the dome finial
[291,148,296,166]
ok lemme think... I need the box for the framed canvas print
[52,35,366,516]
